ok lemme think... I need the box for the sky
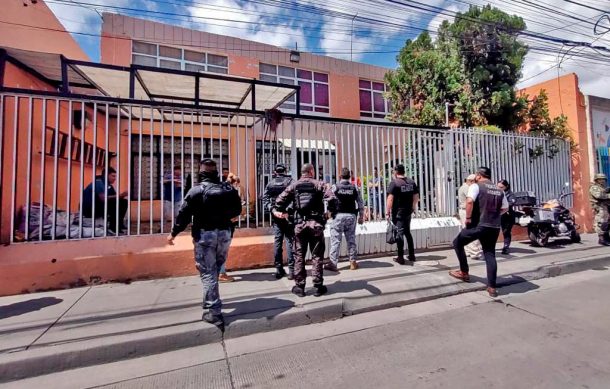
[47,0,610,98]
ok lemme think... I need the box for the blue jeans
[330,213,357,265]
[193,229,232,315]
[273,221,295,271]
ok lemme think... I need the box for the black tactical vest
[266,175,293,207]
[294,180,324,221]
[334,180,358,214]
[476,182,505,228]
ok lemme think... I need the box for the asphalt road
[8,269,610,389]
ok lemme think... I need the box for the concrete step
[0,235,608,382]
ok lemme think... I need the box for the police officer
[167,159,242,328]
[273,163,335,297]
[263,164,295,279]
[589,173,610,246]
[386,164,420,264]
[450,167,508,298]
[327,167,364,271]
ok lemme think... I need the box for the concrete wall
[520,73,594,233]
[0,0,89,61]
[100,13,389,121]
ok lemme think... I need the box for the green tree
[386,5,529,131]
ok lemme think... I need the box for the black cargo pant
[453,225,500,288]
[500,213,514,249]
[294,220,325,288]
[394,215,415,260]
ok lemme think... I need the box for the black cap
[476,166,491,179]
[275,163,287,173]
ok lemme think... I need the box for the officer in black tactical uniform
[167,159,242,328]
[327,167,364,272]
[263,164,295,279]
[449,166,508,298]
[273,163,335,297]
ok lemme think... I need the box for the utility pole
[351,13,358,62]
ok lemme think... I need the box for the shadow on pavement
[223,297,295,323]
[502,247,537,255]
[0,297,63,320]
[236,271,279,282]
[497,276,540,295]
[328,280,382,296]
[352,260,394,269]
[415,255,447,262]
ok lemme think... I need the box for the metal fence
[0,92,573,244]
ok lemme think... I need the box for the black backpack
[200,181,242,222]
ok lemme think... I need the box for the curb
[1,253,608,383]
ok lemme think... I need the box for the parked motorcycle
[513,185,581,247]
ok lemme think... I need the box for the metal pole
[51,98,60,240]
[39,99,46,241]
[24,97,33,241]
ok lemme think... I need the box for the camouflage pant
[294,220,325,288]
[329,213,357,265]
[593,204,610,236]
[193,229,232,315]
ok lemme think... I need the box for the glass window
[208,54,228,67]
[133,41,156,56]
[314,72,328,83]
[260,63,329,114]
[185,63,205,72]
[259,63,277,75]
[299,81,312,104]
[131,41,228,75]
[314,83,329,107]
[359,79,388,118]
[159,45,182,59]
[297,69,312,80]
[132,54,157,67]
[159,59,181,70]
[278,66,295,77]
[184,50,205,63]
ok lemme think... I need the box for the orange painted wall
[0,0,89,60]
[520,73,593,232]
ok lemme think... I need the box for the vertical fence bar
[159,109,165,234]
[104,104,110,236]
[236,114,242,227]
[136,106,143,235]
[78,101,86,238]
[66,100,73,239]
[92,103,98,237]
[39,99,46,241]
[116,105,122,235]
[149,108,154,234]
[10,97,19,242]
[364,125,371,220]
[126,105,132,236]
[51,98,60,240]
[23,97,33,241]
[170,110,175,226]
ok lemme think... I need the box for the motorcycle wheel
[529,227,549,247]
[570,230,581,243]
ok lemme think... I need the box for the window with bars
[259,63,329,114]
[131,41,229,74]
[359,80,389,119]
[131,135,229,200]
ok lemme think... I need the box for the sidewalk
[1,234,609,382]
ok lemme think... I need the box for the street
[7,268,610,389]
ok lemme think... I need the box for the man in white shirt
[450,167,508,297]
[458,174,483,260]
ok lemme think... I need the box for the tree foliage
[386,5,530,130]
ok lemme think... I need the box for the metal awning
[0,47,299,114]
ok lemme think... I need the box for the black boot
[291,285,305,297]
[275,267,287,279]
[313,285,328,297]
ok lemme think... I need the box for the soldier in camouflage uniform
[589,173,610,246]
[273,164,335,297]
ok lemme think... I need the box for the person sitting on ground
[82,167,128,234]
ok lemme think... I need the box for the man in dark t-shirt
[386,164,420,264]
[82,167,128,233]
[449,166,508,298]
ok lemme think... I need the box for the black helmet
[275,164,287,173]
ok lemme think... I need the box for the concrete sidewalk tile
[0,288,88,353]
